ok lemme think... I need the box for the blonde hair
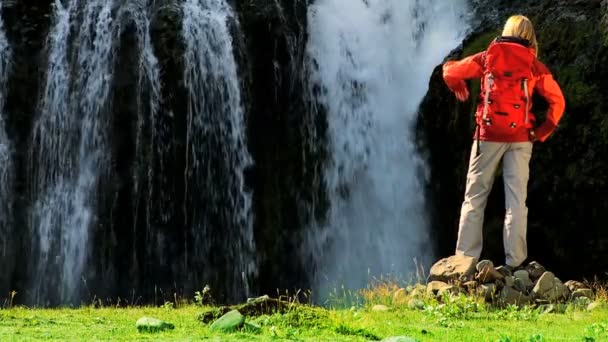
[502,15,538,56]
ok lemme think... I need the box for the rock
[233,295,290,316]
[198,306,231,324]
[136,317,175,333]
[438,285,464,297]
[407,298,425,310]
[564,280,588,292]
[478,283,497,301]
[526,262,546,280]
[429,255,477,283]
[210,310,245,332]
[476,264,504,283]
[393,288,408,305]
[372,304,389,312]
[409,284,427,299]
[463,280,479,291]
[513,278,529,294]
[496,266,512,277]
[498,286,531,306]
[476,260,494,272]
[572,288,595,300]
[426,281,450,296]
[514,270,533,286]
[531,272,570,302]
[513,271,534,293]
[504,276,515,288]
[572,296,592,308]
[382,336,418,342]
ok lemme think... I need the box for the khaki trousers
[455,141,533,267]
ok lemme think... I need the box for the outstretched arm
[442,52,485,101]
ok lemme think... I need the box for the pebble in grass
[136,317,175,333]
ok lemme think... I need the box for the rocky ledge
[426,255,596,308]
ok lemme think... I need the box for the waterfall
[305,0,469,297]
[0,1,14,282]
[29,0,117,305]
[181,0,255,299]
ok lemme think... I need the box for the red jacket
[442,48,565,142]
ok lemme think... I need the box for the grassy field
[1,289,607,341]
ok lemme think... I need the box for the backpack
[478,37,536,137]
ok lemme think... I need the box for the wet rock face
[417,0,608,280]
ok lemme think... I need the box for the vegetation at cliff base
[1,284,608,341]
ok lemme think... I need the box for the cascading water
[29,0,117,305]
[0,1,15,288]
[305,0,469,298]
[182,0,255,299]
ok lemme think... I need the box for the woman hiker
[442,15,566,273]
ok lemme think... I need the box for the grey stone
[478,283,497,301]
[210,310,245,332]
[498,286,531,306]
[526,262,546,280]
[426,281,450,296]
[136,317,175,333]
[572,288,595,300]
[476,260,494,272]
[476,264,504,283]
[504,276,515,288]
[429,255,477,283]
[496,266,512,277]
[514,270,533,288]
[564,280,588,292]
[531,272,569,302]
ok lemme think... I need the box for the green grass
[1,298,608,341]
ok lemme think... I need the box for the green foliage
[495,304,540,321]
[334,323,381,340]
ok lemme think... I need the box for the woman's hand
[529,129,538,142]
[454,87,469,102]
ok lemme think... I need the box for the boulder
[496,266,512,277]
[136,317,175,333]
[587,302,604,312]
[426,281,450,296]
[429,255,477,283]
[408,284,427,299]
[513,270,534,288]
[498,286,531,306]
[476,264,504,283]
[476,260,494,272]
[564,280,588,292]
[504,276,515,288]
[463,280,479,291]
[572,288,595,300]
[393,288,408,305]
[478,283,497,301]
[438,285,465,297]
[531,272,570,302]
[526,262,546,281]
[210,310,245,332]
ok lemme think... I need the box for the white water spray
[306,0,469,297]
[0,2,14,262]
[182,0,256,297]
[30,0,117,304]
